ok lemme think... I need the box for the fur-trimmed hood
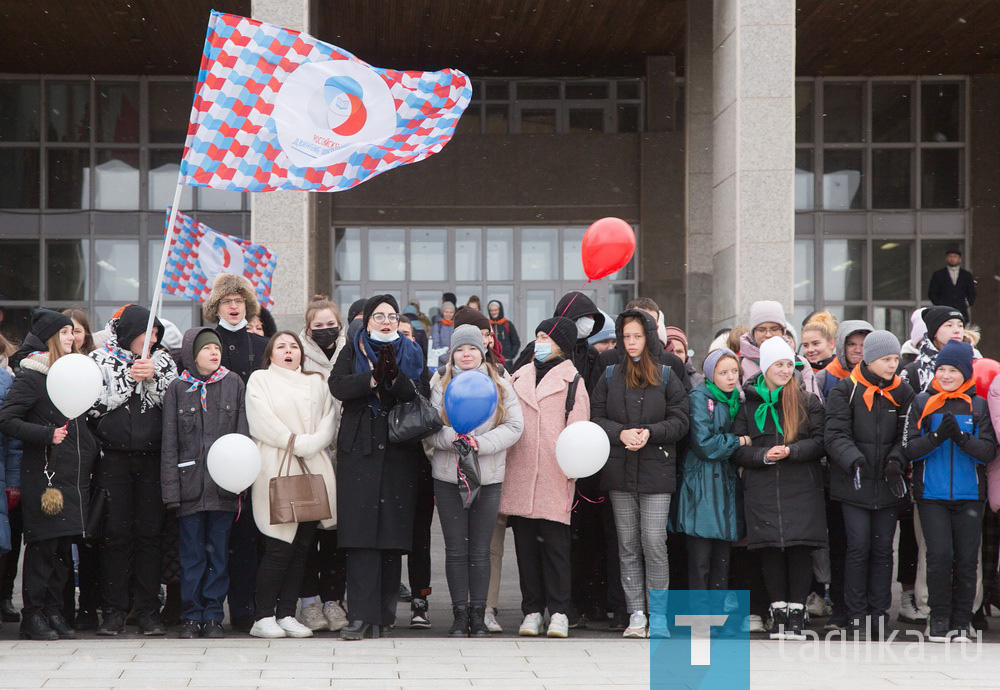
[202,272,260,323]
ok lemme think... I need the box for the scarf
[533,355,563,384]
[438,319,454,327]
[178,367,231,411]
[824,357,853,380]
[917,377,975,429]
[910,339,940,392]
[353,327,425,414]
[753,376,784,436]
[849,364,900,411]
[705,380,740,421]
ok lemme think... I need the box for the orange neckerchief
[824,357,852,380]
[849,364,900,411]
[438,319,454,327]
[490,318,508,326]
[917,377,976,429]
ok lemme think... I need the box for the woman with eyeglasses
[329,295,429,639]
[736,301,823,401]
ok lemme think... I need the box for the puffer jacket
[425,363,524,486]
[824,364,915,509]
[160,327,248,517]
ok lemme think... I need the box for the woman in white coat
[246,331,337,639]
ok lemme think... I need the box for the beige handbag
[269,434,332,525]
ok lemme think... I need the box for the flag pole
[142,176,185,359]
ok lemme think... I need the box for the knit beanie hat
[536,317,576,358]
[862,330,900,365]
[441,301,456,313]
[362,294,400,326]
[588,310,617,345]
[194,330,222,357]
[923,306,966,343]
[759,336,797,376]
[443,292,457,305]
[935,340,974,381]
[450,324,486,359]
[909,307,927,345]
[748,300,787,333]
[31,308,73,344]
[348,298,367,322]
[454,306,490,332]
[703,347,738,384]
[665,326,688,353]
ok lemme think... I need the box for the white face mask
[218,318,248,332]
[576,317,595,339]
[369,329,399,344]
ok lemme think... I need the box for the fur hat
[202,273,260,322]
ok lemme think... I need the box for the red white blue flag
[179,11,472,193]
[160,208,277,308]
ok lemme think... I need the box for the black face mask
[312,327,340,349]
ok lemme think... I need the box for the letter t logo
[673,615,729,666]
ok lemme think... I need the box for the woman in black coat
[328,295,429,640]
[732,336,825,640]
[0,309,97,640]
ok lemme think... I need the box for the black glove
[851,460,864,491]
[884,459,907,499]
[937,413,961,442]
[372,348,399,384]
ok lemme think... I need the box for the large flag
[179,11,472,193]
[160,208,277,308]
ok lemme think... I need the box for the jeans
[178,511,235,623]
[759,545,814,605]
[918,500,984,627]
[841,503,898,620]
[434,480,501,607]
[254,521,317,620]
[609,491,671,613]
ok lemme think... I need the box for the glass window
[456,287,484,308]
[872,83,913,142]
[872,240,913,300]
[47,239,89,301]
[823,239,866,301]
[520,227,558,279]
[368,228,406,281]
[517,82,559,100]
[334,284,361,321]
[412,290,443,316]
[455,228,482,281]
[0,149,40,208]
[794,239,814,302]
[485,286,514,321]
[617,81,640,100]
[149,150,194,211]
[484,82,508,100]
[47,148,89,209]
[795,149,815,210]
[617,104,639,133]
[922,83,962,142]
[795,82,814,144]
[568,109,604,133]
[484,106,508,134]
[921,240,964,299]
[410,229,447,281]
[520,109,557,134]
[823,83,864,143]
[454,108,480,136]
[149,82,193,143]
[46,82,90,143]
[148,239,165,298]
[822,150,864,209]
[199,188,243,211]
[525,290,555,338]
[333,227,361,282]
[921,149,963,208]
[0,240,40,300]
[566,83,608,100]
[827,305,869,322]
[872,306,910,341]
[94,240,139,301]
[93,149,140,210]
[609,284,633,316]
[96,82,139,143]
[486,228,514,280]
[157,304,194,332]
[0,81,40,141]
[872,149,912,209]
[562,227,586,282]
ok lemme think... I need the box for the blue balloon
[444,370,499,434]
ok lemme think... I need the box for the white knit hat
[759,336,797,376]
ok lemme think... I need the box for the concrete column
[711,0,796,331]
[685,0,715,355]
[250,0,317,330]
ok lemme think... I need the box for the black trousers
[97,451,165,613]
[687,536,732,591]
[731,546,769,617]
[0,503,22,599]
[228,492,261,621]
[759,546,814,606]
[344,547,403,626]
[63,536,100,617]
[22,535,73,616]
[300,527,346,602]
[407,465,434,599]
[918,500,984,628]
[512,516,572,617]
[254,521,317,620]
[841,503,898,620]
[896,503,919,585]
[570,475,607,614]
[826,496,847,619]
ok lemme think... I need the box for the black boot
[448,606,469,637]
[19,611,58,641]
[47,613,77,639]
[468,605,489,637]
[340,620,381,641]
[785,604,806,639]
[1,599,20,622]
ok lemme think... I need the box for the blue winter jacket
[0,369,22,554]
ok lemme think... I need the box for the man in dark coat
[927,247,976,321]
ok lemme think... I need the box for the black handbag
[388,393,443,443]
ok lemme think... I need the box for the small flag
[161,208,277,308]
[179,11,472,193]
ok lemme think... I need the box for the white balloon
[207,434,261,494]
[46,353,103,419]
[555,421,611,479]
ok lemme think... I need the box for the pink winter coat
[986,375,1000,512]
[499,359,590,525]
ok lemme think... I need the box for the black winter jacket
[824,365,915,509]
[216,324,269,383]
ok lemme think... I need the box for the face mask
[631,355,642,362]
[369,329,399,344]
[311,327,340,349]
[534,342,553,362]
[218,318,248,332]
[576,317,595,339]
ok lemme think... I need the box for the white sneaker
[546,612,569,638]
[806,592,831,618]
[623,611,647,638]
[740,614,766,633]
[323,601,349,632]
[484,607,503,633]
[519,612,544,636]
[297,602,329,632]
[249,616,286,639]
[277,616,314,638]
[898,590,927,623]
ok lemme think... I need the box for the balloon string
[454,443,473,507]
[565,482,605,513]
[236,492,243,522]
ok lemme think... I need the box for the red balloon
[581,217,636,281]
[973,358,1000,398]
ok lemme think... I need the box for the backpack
[604,363,671,388]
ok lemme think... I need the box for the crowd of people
[0,271,997,646]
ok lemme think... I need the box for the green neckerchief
[753,376,785,436]
[705,380,740,421]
